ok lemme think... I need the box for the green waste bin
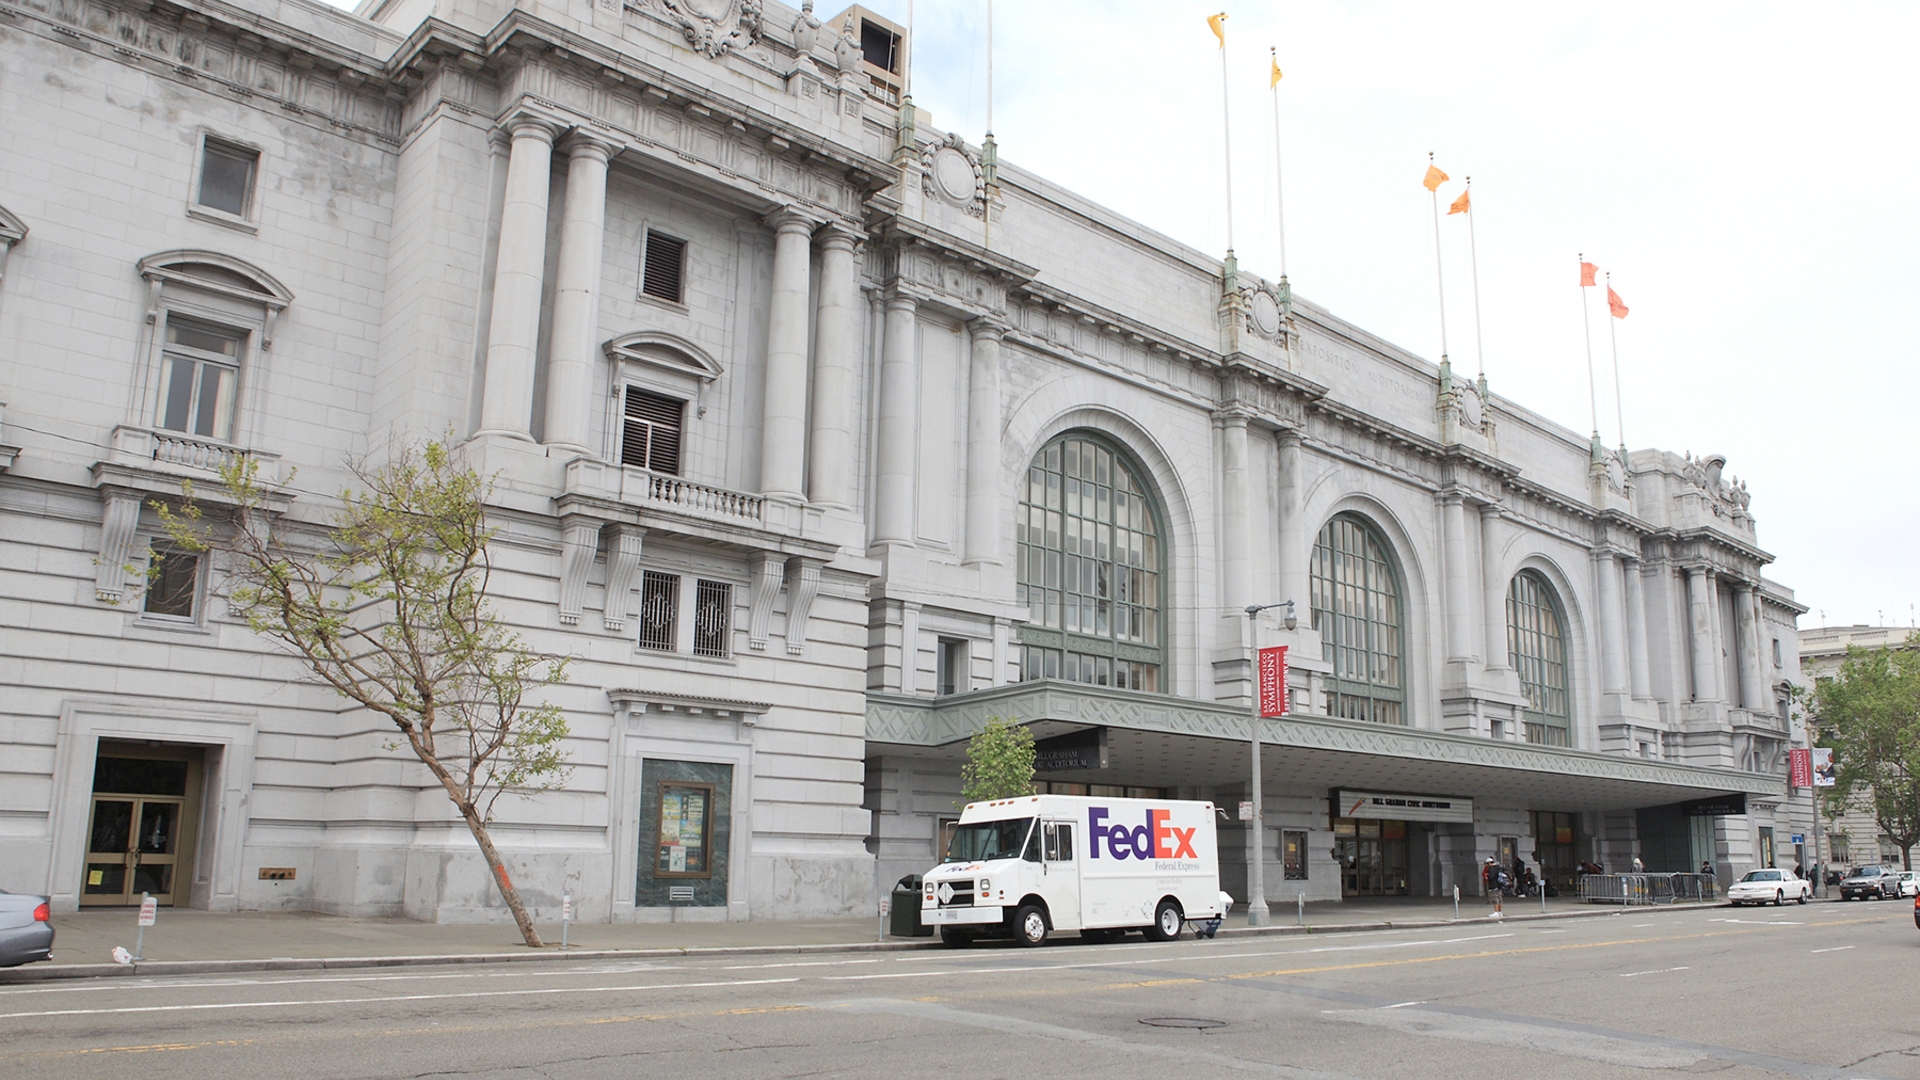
[890,875,932,937]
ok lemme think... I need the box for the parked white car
[1727,868,1811,906]
[1899,871,1917,898]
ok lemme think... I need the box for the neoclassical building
[0,0,1808,921]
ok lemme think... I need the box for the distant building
[1799,625,1917,868]
[0,0,1804,922]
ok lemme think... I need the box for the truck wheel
[939,928,972,948]
[1144,899,1182,942]
[1013,904,1049,948]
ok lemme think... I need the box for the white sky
[333,0,1920,630]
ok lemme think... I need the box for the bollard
[1297,892,1305,926]
[561,892,572,950]
[1453,884,1460,920]
[1541,877,1548,914]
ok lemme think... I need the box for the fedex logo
[1088,807,1198,860]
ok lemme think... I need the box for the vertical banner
[1811,747,1836,787]
[1788,747,1812,789]
[1257,645,1289,718]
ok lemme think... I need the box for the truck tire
[1013,903,1049,948]
[1144,898,1183,942]
[939,928,972,948]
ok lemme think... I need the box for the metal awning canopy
[867,681,1783,814]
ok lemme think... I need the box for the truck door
[1042,820,1081,931]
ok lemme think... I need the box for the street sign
[137,895,157,927]
[1257,646,1289,718]
[1790,834,1805,845]
[1238,801,1254,821]
[1034,727,1109,771]
[878,898,890,917]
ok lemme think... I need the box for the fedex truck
[920,794,1225,947]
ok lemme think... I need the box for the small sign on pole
[1811,748,1836,787]
[1257,646,1289,718]
[1238,801,1254,821]
[1790,834,1805,845]
[879,897,890,918]
[137,894,157,927]
[1788,747,1811,789]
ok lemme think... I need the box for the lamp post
[1244,600,1296,927]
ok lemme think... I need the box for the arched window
[1507,570,1571,746]
[1016,433,1162,691]
[1310,514,1406,724]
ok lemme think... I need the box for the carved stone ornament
[921,133,987,216]
[1455,382,1484,430]
[1247,287,1283,337]
[656,0,764,58]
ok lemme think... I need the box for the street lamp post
[1244,600,1296,928]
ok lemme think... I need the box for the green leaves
[960,716,1037,804]
[1811,637,1920,869]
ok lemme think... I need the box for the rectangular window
[637,571,679,652]
[860,20,902,73]
[654,782,714,878]
[937,638,966,696]
[1283,830,1308,880]
[1828,832,1849,862]
[142,548,200,619]
[1043,822,1073,862]
[159,318,241,441]
[1772,638,1782,667]
[1758,826,1775,869]
[640,230,687,303]
[692,579,731,658]
[621,388,684,474]
[197,138,258,218]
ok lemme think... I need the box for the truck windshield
[945,818,1034,863]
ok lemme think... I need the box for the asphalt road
[6,901,1917,1080]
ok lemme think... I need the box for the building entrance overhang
[867,681,1782,814]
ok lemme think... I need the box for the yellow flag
[1270,52,1283,87]
[1448,188,1470,215]
[1423,163,1449,192]
[1207,12,1227,47]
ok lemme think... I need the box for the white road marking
[718,958,888,970]
[1618,966,1689,977]
[1809,946,1855,954]
[1380,1000,1426,1009]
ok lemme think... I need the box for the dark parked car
[0,888,54,967]
[1837,865,1902,901]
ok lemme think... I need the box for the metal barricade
[1578,872,1718,905]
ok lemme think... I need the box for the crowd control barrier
[1577,872,1718,905]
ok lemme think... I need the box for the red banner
[1788,747,1812,789]
[1257,646,1288,718]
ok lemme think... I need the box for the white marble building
[0,0,1807,922]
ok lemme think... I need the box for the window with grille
[158,317,243,441]
[641,230,687,303]
[1310,514,1406,725]
[692,580,732,658]
[1015,433,1162,692]
[142,547,201,619]
[638,571,679,652]
[197,137,258,219]
[1507,570,1571,747]
[621,388,684,473]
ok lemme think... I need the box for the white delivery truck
[921,794,1225,947]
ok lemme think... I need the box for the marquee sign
[1334,789,1475,824]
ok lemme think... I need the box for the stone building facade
[0,0,1805,921]
[1799,625,1915,870]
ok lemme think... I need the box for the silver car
[0,888,55,967]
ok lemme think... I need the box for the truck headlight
[977,877,990,892]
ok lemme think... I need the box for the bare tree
[157,440,570,946]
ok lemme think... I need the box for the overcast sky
[340,0,1919,630]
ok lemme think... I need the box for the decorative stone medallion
[1248,288,1283,337]
[921,133,986,217]
[656,0,764,58]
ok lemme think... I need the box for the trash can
[890,875,931,937]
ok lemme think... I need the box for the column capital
[882,286,924,312]
[560,130,621,162]
[817,221,863,251]
[764,206,824,235]
[966,316,1008,343]
[500,112,564,144]
[1275,426,1305,449]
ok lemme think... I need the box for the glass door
[82,796,183,905]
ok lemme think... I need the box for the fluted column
[478,116,559,439]
[1441,493,1474,663]
[1479,504,1508,671]
[760,210,816,500]
[807,225,859,507]
[1734,581,1767,710]
[1220,415,1253,619]
[1275,430,1309,610]
[872,290,919,545]
[964,319,1006,565]
[1596,549,1629,696]
[1624,556,1652,699]
[542,134,616,454]
[1685,565,1719,702]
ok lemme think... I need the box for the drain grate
[1139,1017,1228,1030]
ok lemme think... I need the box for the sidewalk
[4,894,1724,983]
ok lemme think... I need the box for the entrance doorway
[81,743,205,907]
[1533,811,1579,891]
[1333,817,1409,897]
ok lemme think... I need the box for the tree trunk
[458,801,545,948]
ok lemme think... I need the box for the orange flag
[1608,287,1629,318]
[1448,188,1470,215]
[1423,164,1449,192]
[1270,51,1283,88]
[1579,261,1598,287]
[1207,12,1227,47]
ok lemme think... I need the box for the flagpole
[1607,270,1626,454]
[1465,177,1484,380]
[982,0,994,250]
[1579,252,1598,442]
[1269,46,1287,283]
[1219,21,1237,259]
[1429,152,1449,363]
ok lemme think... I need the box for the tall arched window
[1507,570,1571,746]
[1310,514,1406,724]
[1016,433,1163,691]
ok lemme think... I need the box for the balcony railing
[105,424,281,484]
[633,469,764,524]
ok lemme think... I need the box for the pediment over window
[603,331,724,384]
[138,251,293,346]
[0,204,25,247]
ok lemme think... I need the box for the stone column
[1275,430,1309,614]
[1441,493,1474,663]
[806,225,859,507]
[872,290,919,545]
[1596,550,1628,695]
[478,116,559,439]
[1479,504,1508,670]
[964,319,1006,565]
[1734,581,1767,711]
[760,209,816,500]
[1685,565,1719,702]
[1624,556,1652,699]
[542,134,616,454]
[1220,414,1252,620]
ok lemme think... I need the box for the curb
[0,899,1733,984]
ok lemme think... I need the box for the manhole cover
[1139,1017,1228,1029]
